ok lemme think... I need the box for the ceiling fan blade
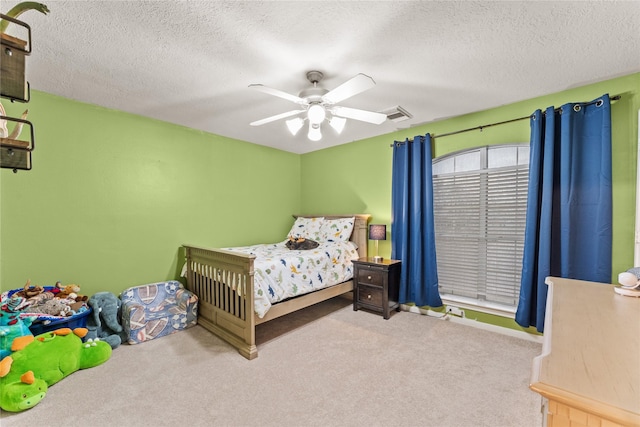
[249,84,307,105]
[250,109,305,126]
[331,106,387,125]
[322,73,376,104]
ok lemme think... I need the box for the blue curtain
[391,134,443,308]
[516,95,612,332]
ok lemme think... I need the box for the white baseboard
[401,304,543,344]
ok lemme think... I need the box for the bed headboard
[293,214,371,259]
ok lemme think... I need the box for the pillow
[287,216,324,241]
[320,217,355,242]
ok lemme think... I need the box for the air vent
[381,105,413,122]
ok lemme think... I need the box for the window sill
[440,294,517,319]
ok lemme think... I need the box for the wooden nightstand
[352,258,401,319]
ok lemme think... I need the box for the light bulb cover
[329,116,346,134]
[286,117,304,135]
[308,123,322,141]
[307,104,326,125]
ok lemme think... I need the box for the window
[432,144,529,313]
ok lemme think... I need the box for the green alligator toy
[0,327,112,412]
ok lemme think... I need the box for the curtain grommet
[595,99,603,107]
[573,104,581,112]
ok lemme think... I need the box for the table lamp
[369,224,386,262]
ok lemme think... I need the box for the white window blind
[432,144,529,308]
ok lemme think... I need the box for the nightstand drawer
[357,269,384,286]
[357,284,383,307]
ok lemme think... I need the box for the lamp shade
[369,224,386,241]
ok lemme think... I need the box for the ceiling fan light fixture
[307,104,326,125]
[286,117,305,136]
[329,116,346,134]
[250,71,386,143]
[308,123,322,141]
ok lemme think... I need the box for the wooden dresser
[530,277,640,427]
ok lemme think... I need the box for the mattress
[225,240,359,318]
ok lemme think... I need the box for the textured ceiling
[2,1,640,154]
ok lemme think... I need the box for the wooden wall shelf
[1,13,39,172]
[0,136,30,149]
[1,14,31,103]
[0,115,34,172]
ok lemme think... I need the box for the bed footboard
[184,245,258,360]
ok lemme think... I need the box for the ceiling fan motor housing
[300,71,329,103]
[299,87,328,103]
[306,70,324,84]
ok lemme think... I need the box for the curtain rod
[392,94,621,145]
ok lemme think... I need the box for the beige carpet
[1,297,542,427]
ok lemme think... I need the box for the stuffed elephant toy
[86,292,125,349]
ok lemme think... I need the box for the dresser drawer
[357,284,383,307]
[357,269,384,286]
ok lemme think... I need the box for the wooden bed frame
[183,214,371,360]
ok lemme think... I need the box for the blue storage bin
[28,307,92,335]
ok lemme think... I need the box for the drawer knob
[367,294,371,299]
[367,275,372,280]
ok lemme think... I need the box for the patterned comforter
[226,240,359,318]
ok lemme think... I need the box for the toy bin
[5,285,92,335]
[28,307,92,335]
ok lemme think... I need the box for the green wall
[301,72,639,335]
[0,92,301,296]
[301,73,640,283]
[2,72,638,315]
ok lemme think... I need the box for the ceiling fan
[249,71,387,141]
